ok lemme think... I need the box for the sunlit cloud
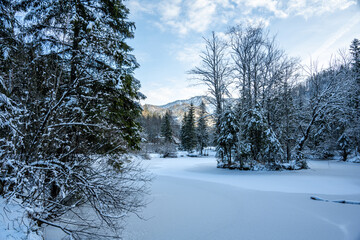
[159,0,182,20]
[285,0,356,19]
[156,0,217,35]
[175,42,204,67]
[143,84,206,105]
[243,0,288,18]
[307,11,360,67]
[234,16,271,27]
[131,0,357,36]
[127,0,155,16]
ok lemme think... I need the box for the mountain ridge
[142,96,214,124]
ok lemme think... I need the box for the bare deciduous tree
[189,32,232,134]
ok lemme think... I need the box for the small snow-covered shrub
[347,155,360,163]
[158,143,177,158]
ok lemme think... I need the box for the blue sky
[127,0,360,106]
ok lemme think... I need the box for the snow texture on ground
[0,198,42,240]
[124,153,360,240]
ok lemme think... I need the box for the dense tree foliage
[0,0,148,238]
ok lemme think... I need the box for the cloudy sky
[127,0,360,106]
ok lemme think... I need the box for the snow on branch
[310,196,360,205]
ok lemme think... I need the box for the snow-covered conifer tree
[216,107,238,167]
[181,103,197,153]
[161,111,173,143]
[197,101,209,155]
[350,38,360,153]
[238,106,284,166]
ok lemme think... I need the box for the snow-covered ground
[2,153,359,239]
[0,198,42,240]
[124,152,360,240]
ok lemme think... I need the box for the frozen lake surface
[124,154,360,240]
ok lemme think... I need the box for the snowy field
[124,152,360,240]
[2,152,360,239]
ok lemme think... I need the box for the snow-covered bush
[158,143,177,158]
[0,0,149,238]
[1,152,150,239]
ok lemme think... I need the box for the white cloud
[235,16,271,27]
[131,0,357,36]
[159,0,182,20]
[186,0,217,33]
[175,42,204,67]
[127,0,155,16]
[159,0,357,35]
[133,0,359,105]
[143,84,206,105]
[244,0,288,18]
[156,0,217,35]
[216,31,231,42]
[307,11,360,67]
[285,0,357,19]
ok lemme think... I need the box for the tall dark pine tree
[350,39,360,80]
[180,112,188,150]
[181,103,197,152]
[197,101,208,155]
[216,107,238,167]
[0,0,25,165]
[161,111,173,143]
[0,1,16,66]
[350,38,360,153]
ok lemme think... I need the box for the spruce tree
[181,103,197,152]
[188,103,197,151]
[187,103,197,152]
[350,39,360,79]
[239,106,284,164]
[350,38,360,153]
[180,112,188,150]
[161,111,173,143]
[197,101,209,155]
[216,107,238,167]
